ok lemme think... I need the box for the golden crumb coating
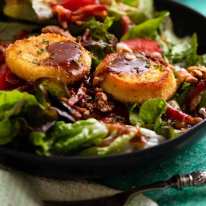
[94,52,177,103]
[5,33,91,84]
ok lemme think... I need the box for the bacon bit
[106,123,133,134]
[65,86,88,106]
[131,135,147,149]
[51,4,72,28]
[95,88,113,112]
[73,105,90,117]
[122,39,162,54]
[186,80,206,111]
[61,101,83,119]
[130,129,142,144]
[61,82,127,122]
[121,15,133,35]
[166,105,202,125]
[71,4,107,23]
[52,4,107,28]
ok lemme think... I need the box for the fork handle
[125,171,206,195]
[171,171,206,188]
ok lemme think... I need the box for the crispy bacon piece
[71,4,107,23]
[51,4,72,28]
[52,4,107,27]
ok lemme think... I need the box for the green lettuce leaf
[159,17,201,67]
[0,118,20,144]
[83,17,115,42]
[0,90,38,117]
[157,125,184,139]
[3,0,53,22]
[82,17,117,65]
[30,131,52,156]
[30,118,109,155]
[199,54,206,66]
[82,132,136,156]
[37,79,68,100]
[0,90,58,145]
[129,99,167,130]
[165,34,200,67]
[161,22,206,67]
[129,99,181,139]
[123,0,139,7]
[109,1,148,25]
[0,90,39,145]
[0,22,38,41]
[122,11,169,40]
[175,82,193,106]
[137,0,154,18]
[110,0,153,23]
[198,91,206,109]
[97,132,135,156]
[129,104,142,126]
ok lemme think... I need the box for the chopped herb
[17,50,22,55]
[36,48,44,55]
[42,39,49,45]
[31,59,39,65]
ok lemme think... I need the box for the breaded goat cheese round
[5,33,91,84]
[94,52,177,103]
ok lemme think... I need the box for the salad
[0,0,206,157]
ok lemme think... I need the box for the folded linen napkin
[0,167,158,206]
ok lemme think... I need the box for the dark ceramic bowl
[0,0,206,179]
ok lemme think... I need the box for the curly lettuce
[129,99,167,129]
[0,90,39,144]
[30,118,108,155]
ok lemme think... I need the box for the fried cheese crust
[94,52,177,103]
[5,33,91,84]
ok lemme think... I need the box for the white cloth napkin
[0,167,158,206]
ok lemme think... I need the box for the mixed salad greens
[0,0,206,157]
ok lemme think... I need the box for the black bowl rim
[0,0,206,164]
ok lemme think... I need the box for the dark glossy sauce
[108,53,149,74]
[44,41,82,75]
